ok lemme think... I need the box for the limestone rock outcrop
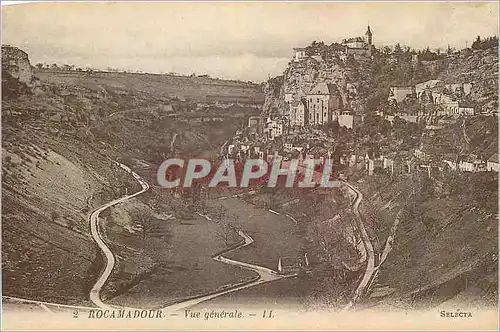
[262,54,373,118]
[2,45,34,86]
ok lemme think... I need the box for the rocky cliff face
[2,45,34,86]
[2,45,38,99]
[262,55,373,117]
[261,75,284,117]
[438,47,499,111]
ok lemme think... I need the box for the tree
[394,43,403,56]
[472,35,498,50]
[215,221,234,246]
[421,47,438,61]
[35,63,44,69]
[210,206,239,246]
[325,119,341,136]
[306,218,359,271]
[135,209,153,239]
[382,46,391,56]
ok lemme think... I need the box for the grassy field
[102,197,257,308]
[98,193,308,308]
[190,275,314,311]
[207,198,305,271]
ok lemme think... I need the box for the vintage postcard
[1,1,498,330]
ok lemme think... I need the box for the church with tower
[292,24,374,62]
[342,25,373,57]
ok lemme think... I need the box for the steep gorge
[1,47,263,304]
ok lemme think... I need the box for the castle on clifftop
[341,25,373,57]
[293,25,374,62]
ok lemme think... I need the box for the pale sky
[2,1,499,82]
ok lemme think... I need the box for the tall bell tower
[365,25,372,46]
[365,25,373,56]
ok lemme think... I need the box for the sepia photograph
[1,1,499,330]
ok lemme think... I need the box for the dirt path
[461,118,471,145]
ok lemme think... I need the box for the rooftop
[343,36,364,43]
[290,99,306,107]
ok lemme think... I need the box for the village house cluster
[337,148,498,178]
[412,147,499,174]
[387,79,478,117]
[222,124,339,183]
[261,26,374,139]
[257,84,364,141]
[225,25,498,183]
[226,116,499,187]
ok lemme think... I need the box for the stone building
[388,86,415,103]
[293,48,307,62]
[264,117,285,140]
[342,25,373,57]
[289,99,307,127]
[487,154,499,172]
[458,103,475,116]
[247,116,261,127]
[338,110,363,129]
[277,254,309,274]
[306,82,343,125]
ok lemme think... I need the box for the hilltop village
[1,11,498,318]
[222,27,498,179]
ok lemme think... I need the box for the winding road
[4,163,289,312]
[342,181,376,310]
[88,168,286,311]
[89,162,150,308]
[2,162,150,312]
[162,213,285,312]
[5,162,368,312]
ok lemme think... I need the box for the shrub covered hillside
[257,39,498,310]
[1,46,263,304]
